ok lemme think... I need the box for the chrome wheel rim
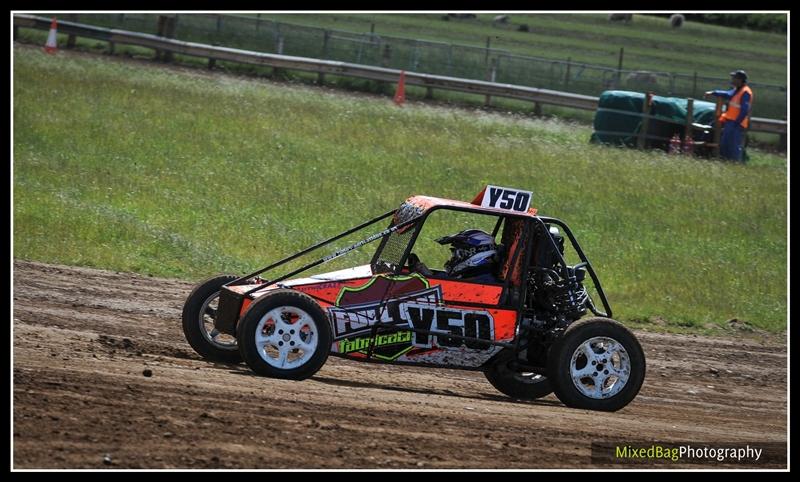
[254,307,318,369]
[569,336,630,399]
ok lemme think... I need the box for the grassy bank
[13,46,787,334]
[251,13,787,82]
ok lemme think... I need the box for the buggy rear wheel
[547,317,645,411]
[181,274,242,364]
[237,289,332,380]
[484,349,553,400]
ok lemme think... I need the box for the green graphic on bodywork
[373,345,414,361]
[339,330,415,361]
[334,272,429,306]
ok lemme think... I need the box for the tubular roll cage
[213,204,612,352]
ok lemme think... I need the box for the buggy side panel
[226,272,518,368]
[324,274,517,368]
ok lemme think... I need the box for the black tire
[182,274,242,364]
[237,289,332,380]
[484,349,553,400]
[548,317,645,411]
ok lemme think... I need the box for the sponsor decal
[328,286,440,339]
[328,274,495,350]
[338,330,414,361]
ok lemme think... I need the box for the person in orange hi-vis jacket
[704,70,753,162]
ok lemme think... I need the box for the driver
[408,229,502,283]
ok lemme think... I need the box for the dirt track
[12,260,787,469]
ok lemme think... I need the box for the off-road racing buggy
[182,186,645,411]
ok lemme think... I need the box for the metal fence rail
[47,13,788,121]
[13,14,787,137]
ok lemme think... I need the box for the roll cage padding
[498,217,526,288]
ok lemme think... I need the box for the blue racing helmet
[436,229,499,278]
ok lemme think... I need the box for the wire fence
[62,13,788,120]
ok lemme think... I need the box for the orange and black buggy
[182,186,645,411]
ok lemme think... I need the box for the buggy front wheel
[547,317,645,411]
[237,289,332,380]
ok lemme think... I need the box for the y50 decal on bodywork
[401,304,493,350]
[327,273,496,350]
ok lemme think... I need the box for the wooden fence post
[616,47,624,86]
[272,33,285,79]
[66,14,77,48]
[155,15,166,60]
[637,91,653,149]
[684,98,694,154]
[321,29,331,57]
[712,97,723,158]
[381,43,391,67]
[564,57,571,89]
[318,30,330,85]
[163,15,177,63]
[207,42,218,69]
[381,43,392,94]
[779,117,787,150]
[447,44,453,76]
[485,57,497,106]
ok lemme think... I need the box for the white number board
[480,185,532,213]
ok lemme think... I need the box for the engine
[526,224,588,325]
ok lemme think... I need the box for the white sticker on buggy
[481,185,532,213]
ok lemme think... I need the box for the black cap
[730,70,748,81]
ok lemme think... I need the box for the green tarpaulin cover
[590,90,717,147]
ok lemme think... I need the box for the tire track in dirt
[12,260,787,469]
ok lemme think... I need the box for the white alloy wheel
[569,336,631,399]
[254,307,319,369]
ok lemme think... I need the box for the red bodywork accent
[228,275,518,343]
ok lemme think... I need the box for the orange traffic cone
[44,17,58,54]
[393,70,406,106]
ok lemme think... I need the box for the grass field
[250,13,787,83]
[12,45,787,335]
[37,13,786,84]
[14,27,605,124]
[17,12,788,127]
